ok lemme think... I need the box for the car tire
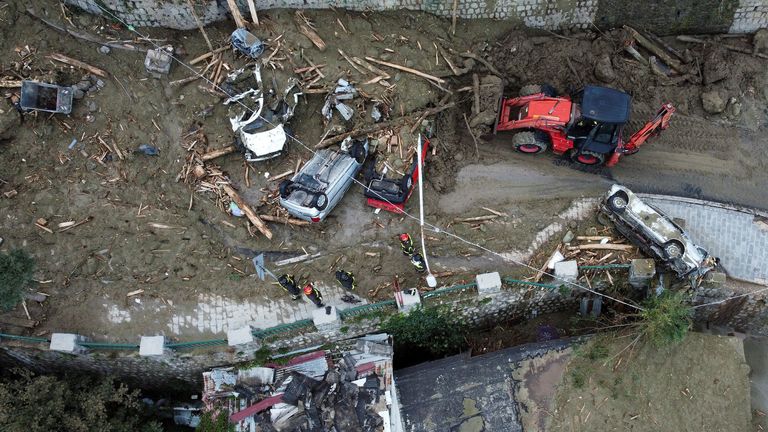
[571,149,606,166]
[312,192,328,210]
[279,180,294,199]
[351,141,367,164]
[663,240,685,259]
[607,192,629,213]
[512,131,549,154]
[401,175,414,193]
[519,83,557,97]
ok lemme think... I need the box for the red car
[362,137,430,214]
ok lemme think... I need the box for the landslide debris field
[0,0,767,338]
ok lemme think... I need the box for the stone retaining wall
[64,0,768,33]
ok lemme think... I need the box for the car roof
[579,86,632,124]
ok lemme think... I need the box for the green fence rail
[0,273,579,353]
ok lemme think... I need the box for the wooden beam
[246,0,259,26]
[225,0,246,29]
[222,184,272,239]
[201,145,237,161]
[47,53,108,77]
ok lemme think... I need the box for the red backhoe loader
[494,84,675,167]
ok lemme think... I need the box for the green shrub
[0,249,35,312]
[197,410,234,432]
[639,290,692,346]
[381,306,467,358]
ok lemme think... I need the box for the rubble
[201,335,396,431]
[701,89,728,114]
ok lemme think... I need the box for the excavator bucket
[606,103,675,167]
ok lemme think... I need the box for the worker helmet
[399,233,411,242]
[303,284,314,295]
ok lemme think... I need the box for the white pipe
[417,134,436,287]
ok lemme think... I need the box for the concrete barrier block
[313,306,341,333]
[50,333,85,353]
[554,260,578,285]
[227,326,254,346]
[629,259,656,288]
[476,272,502,295]
[139,336,165,356]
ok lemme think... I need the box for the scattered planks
[222,184,273,239]
[567,244,634,252]
[201,145,237,161]
[624,26,685,73]
[295,11,326,51]
[47,53,108,77]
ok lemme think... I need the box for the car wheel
[279,180,294,199]
[519,83,557,97]
[512,131,549,154]
[351,142,367,164]
[312,192,328,210]
[571,150,606,166]
[402,175,414,193]
[607,192,629,213]
[663,240,685,259]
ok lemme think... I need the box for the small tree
[638,290,693,346]
[382,305,467,362]
[0,249,35,312]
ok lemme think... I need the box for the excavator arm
[605,103,675,167]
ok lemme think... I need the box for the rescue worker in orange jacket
[303,283,324,307]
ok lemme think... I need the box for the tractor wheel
[663,240,685,259]
[571,150,606,166]
[512,131,549,154]
[607,191,629,213]
[519,83,557,97]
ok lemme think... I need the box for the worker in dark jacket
[335,270,356,290]
[303,283,324,307]
[399,233,414,256]
[278,274,301,300]
[410,253,426,272]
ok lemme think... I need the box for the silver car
[279,138,368,222]
[601,184,716,287]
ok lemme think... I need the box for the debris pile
[201,334,395,431]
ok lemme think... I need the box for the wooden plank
[0,316,37,329]
[222,184,273,239]
[225,0,246,28]
[246,0,259,26]
[47,53,108,77]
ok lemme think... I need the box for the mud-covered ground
[0,0,767,339]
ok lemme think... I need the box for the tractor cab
[565,86,631,155]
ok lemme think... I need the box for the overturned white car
[601,184,717,287]
[223,65,302,162]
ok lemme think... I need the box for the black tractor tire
[663,240,685,259]
[312,192,328,211]
[279,180,294,199]
[607,191,629,213]
[571,150,606,166]
[401,175,414,193]
[519,83,557,97]
[351,141,367,164]
[512,131,549,154]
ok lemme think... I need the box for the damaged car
[363,136,430,214]
[601,184,717,287]
[279,137,368,223]
[223,64,302,162]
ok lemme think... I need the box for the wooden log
[624,26,685,72]
[201,145,237,161]
[338,49,366,74]
[352,57,391,78]
[576,235,612,241]
[0,316,37,329]
[222,184,273,239]
[170,75,201,87]
[472,73,480,115]
[259,214,310,226]
[451,0,459,35]
[316,121,399,149]
[246,0,259,26]
[225,0,246,28]
[186,0,213,51]
[457,214,498,223]
[364,56,446,84]
[295,12,326,51]
[47,53,108,77]
[676,35,768,60]
[189,46,229,65]
[267,170,294,182]
[0,80,22,88]
[457,51,504,78]
[567,244,634,251]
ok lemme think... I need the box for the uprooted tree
[0,249,35,312]
[637,290,693,346]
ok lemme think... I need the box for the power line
[86,3,644,311]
